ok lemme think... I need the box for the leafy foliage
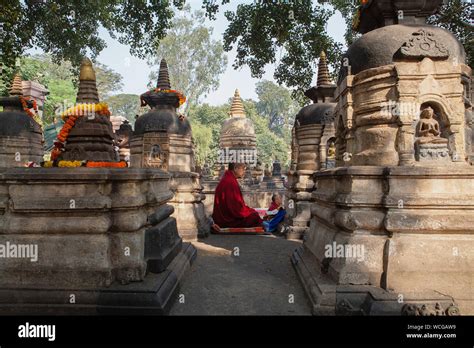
[103,93,143,125]
[0,54,123,125]
[428,0,473,67]
[0,0,186,71]
[219,0,343,102]
[255,80,299,140]
[148,6,227,112]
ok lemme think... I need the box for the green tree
[0,54,123,125]
[95,63,124,100]
[148,6,228,112]
[203,0,472,99]
[0,0,186,72]
[255,80,299,139]
[188,103,229,165]
[428,0,473,67]
[190,121,213,166]
[104,93,142,125]
[243,100,289,167]
[212,0,343,102]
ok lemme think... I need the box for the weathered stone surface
[0,242,196,315]
[130,60,208,241]
[296,166,474,315]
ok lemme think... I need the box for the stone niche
[293,0,474,316]
[285,51,336,240]
[0,167,196,314]
[130,59,209,241]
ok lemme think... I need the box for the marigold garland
[145,88,186,106]
[19,96,43,127]
[58,160,84,168]
[60,102,111,121]
[86,161,128,168]
[52,102,112,160]
[42,160,128,168]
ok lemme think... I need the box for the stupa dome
[295,51,336,126]
[219,89,256,149]
[296,103,335,126]
[338,24,466,83]
[0,74,42,137]
[134,59,191,137]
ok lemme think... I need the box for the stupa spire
[317,51,331,87]
[229,89,246,118]
[76,57,100,104]
[9,74,23,96]
[156,59,171,90]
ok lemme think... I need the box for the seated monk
[212,162,263,228]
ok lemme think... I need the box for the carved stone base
[286,226,308,240]
[292,246,461,316]
[299,166,474,315]
[415,142,450,162]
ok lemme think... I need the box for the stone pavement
[170,234,311,315]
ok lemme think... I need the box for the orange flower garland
[149,88,186,106]
[86,161,128,168]
[52,102,112,161]
[19,96,42,127]
[42,160,128,168]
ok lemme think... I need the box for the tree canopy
[255,80,299,139]
[148,6,228,112]
[104,93,143,125]
[0,0,186,70]
[0,54,123,124]
[1,0,471,99]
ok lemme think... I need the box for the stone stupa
[58,58,117,162]
[284,51,336,240]
[219,89,257,158]
[0,60,196,315]
[292,0,474,315]
[0,74,43,167]
[131,58,210,240]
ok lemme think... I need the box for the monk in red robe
[212,163,263,228]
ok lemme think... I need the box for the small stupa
[285,50,336,240]
[58,58,117,162]
[0,74,43,167]
[219,89,256,153]
[131,58,209,240]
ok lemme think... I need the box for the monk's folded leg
[233,211,263,228]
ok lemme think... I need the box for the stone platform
[0,243,196,315]
[293,166,474,315]
[0,167,195,314]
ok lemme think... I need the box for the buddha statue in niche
[415,106,448,144]
[327,141,336,159]
[415,106,450,162]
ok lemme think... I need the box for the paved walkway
[170,234,311,315]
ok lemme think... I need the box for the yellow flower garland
[61,102,111,121]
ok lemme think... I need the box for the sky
[32,0,347,105]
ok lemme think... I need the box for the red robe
[212,170,263,228]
